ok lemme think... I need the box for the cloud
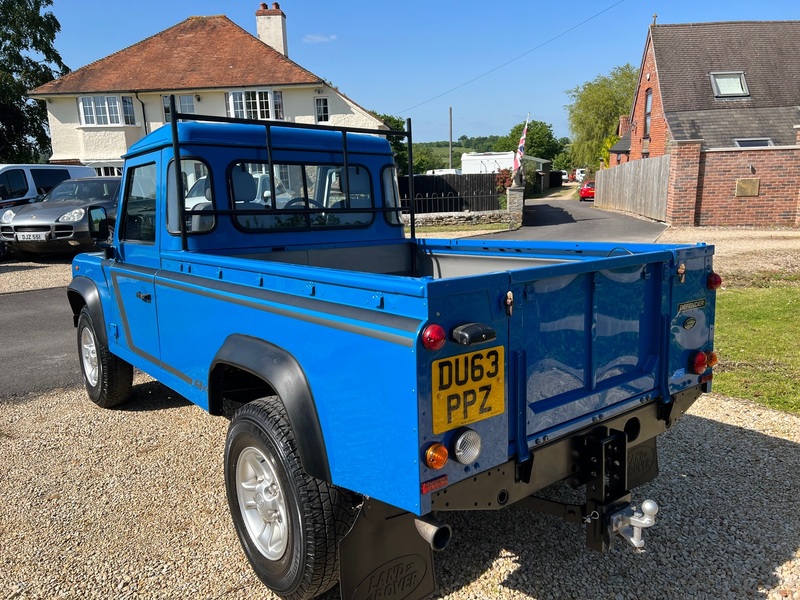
[302,33,337,43]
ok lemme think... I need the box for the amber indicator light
[424,443,449,470]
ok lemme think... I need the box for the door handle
[136,291,152,303]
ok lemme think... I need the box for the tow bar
[521,429,660,552]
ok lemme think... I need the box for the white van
[0,164,96,209]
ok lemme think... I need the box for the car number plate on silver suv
[17,232,47,242]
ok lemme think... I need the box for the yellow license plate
[432,346,505,434]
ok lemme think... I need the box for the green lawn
[712,285,800,414]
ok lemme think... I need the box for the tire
[77,306,133,408]
[225,397,353,600]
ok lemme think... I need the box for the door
[111,160,161,363]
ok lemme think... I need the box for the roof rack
[167,95,416,250]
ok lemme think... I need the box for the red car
[579,180,595,201]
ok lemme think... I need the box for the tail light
[690,350,719,374]
[422,324,446,351]
[690,351,708,375]
[707,272,723,290]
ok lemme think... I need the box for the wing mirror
[87,205,115,259]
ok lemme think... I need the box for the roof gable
[31,15,321,96]
[651,21,800,112]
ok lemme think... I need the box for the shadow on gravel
[118,380,191,412]
[0,254,73,273]
[434,413,799,599]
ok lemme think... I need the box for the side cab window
[121,163,157,243]
[167,159,213,233]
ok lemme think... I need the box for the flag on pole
[513,113,530,173]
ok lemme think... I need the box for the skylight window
[734,138,773,148]
[710,72,749,98]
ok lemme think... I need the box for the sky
[49,0,800,142]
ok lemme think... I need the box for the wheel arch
[210,334,331,483]
[67,276,108,346]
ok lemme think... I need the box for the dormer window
[710,72,749,98]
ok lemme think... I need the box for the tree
[492,120,564,161]
[566,64,638,169]
[373,113,409,175]
[0,0,69,163]
[411,146,446,174]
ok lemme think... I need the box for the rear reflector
[708,272,723,290]
[421,475,448,494]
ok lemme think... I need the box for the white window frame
[315,97,330,122]
[163,95,195,123]
[79,95,136,126]
[710,71,750,98]
[226,90,284,121]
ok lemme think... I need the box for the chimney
[256,2,288,57]
[619,115,631,137]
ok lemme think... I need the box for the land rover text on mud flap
[67,97,721,600]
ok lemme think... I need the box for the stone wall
[402,185,524,230]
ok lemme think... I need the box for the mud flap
[339,499,436,600]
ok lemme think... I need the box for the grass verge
[713,285,799,414]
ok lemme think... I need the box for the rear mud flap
[339,500,436,600]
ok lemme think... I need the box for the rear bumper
[431,384,704,512]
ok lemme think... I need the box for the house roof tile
[651,21,800,113]
[665,106,800,147]
[31,15,321,96]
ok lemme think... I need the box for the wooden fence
[398,173,499,213]
[595,154,670,222]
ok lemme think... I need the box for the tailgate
[510,253,669,445]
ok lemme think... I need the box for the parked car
[0,177,120,256]
[579,180,595,201]
[0,164,96,210]
[575,168,587,183]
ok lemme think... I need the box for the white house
[29,3,385,174]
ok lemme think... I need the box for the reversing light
[690,351,708,375]
[707,272,723,290]
[452,428,481,465]
[421,324,446,351]
[705,351,719,368]
[424,443,448,470]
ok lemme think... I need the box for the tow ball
[609,500,659,550]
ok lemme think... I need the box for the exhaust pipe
[414,515,452,551]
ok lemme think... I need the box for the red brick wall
[666,142,702,225]
[629,34,669,160]
[665,143,800,227]
[695,148,800,227]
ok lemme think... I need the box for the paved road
[480,198,668,243]
[0,287,81,396]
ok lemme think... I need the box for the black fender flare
[210,334,331,483]
[67,276,108,346]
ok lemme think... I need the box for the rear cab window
[229,161,374,231]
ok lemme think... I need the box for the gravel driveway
[1,228,799,600]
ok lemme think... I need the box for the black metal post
[169,95,188,251]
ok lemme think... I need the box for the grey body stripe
[109,263,420,389]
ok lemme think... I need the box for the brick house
[29,3,384,174]
[605,21,800,227]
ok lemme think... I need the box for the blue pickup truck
[67,100,721,600]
